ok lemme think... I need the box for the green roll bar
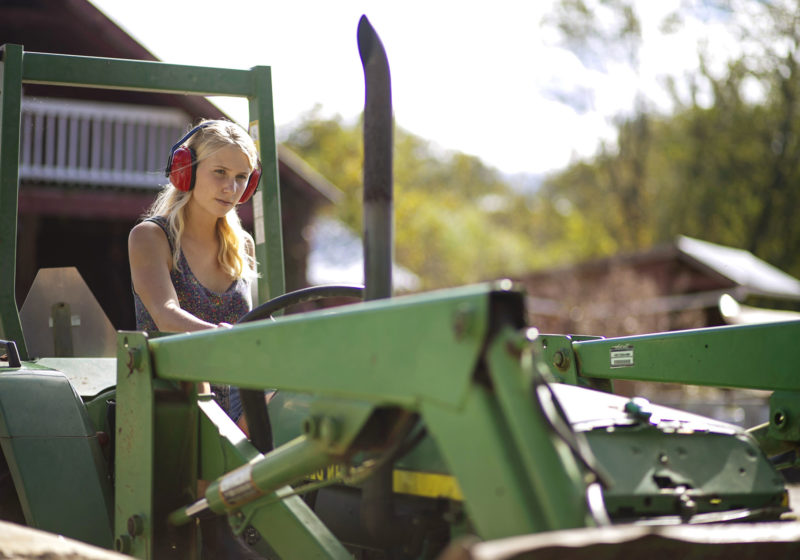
[0,44,285,359]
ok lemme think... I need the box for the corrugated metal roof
[677,236,800,299]
[718,294,800,325]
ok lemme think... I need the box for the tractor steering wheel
[238,284,365,323]
[235,284,364,453]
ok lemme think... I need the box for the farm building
[2,0,340,330]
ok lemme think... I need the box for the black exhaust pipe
[357,15,411,548]
[358,14,393,302]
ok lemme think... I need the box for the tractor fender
[0,368,113,549]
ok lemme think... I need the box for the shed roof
[677,236,800,300]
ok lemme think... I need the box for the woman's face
[190,144,252,218]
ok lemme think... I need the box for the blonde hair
[146,119,259,280]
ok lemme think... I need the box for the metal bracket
[768,391,800,442]
[0,338,21,367]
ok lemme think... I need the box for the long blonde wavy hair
[145,119,259,280]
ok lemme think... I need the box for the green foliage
[541,0,800,279]
[284,1,800,289]
[282,107,543,290]
[282,108,364,231]
[543,0,643,68]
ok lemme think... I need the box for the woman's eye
[214,169,225,175]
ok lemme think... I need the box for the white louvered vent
[20,97,190,189]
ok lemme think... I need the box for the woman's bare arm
[128,221,217,332]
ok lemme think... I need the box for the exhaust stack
[358,15,393,301]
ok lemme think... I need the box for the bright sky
[89,0,736,178]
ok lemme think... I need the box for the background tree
[284,1,800,291]
[282,108,545,289]
[541,0,800,278]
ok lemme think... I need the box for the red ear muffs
[167,145,197,192]
[238,164,261,204]
[165,122,261,201]
[165,123,209,191]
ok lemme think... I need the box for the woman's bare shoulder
[129,220,170,255]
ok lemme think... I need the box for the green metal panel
[35,357,117,398]
[268,391,315,447]
[114,332,155,558]
[195,399,351,559]
[21,52,253,96]
[83,388,116,438]
[268,390,454,474]
[485,327,588,530]
[766,390,800,443]
[146,284,493,408]
[417,327,589,540]
[0,369,112,546]
[197,397,261,481]
[237,489,352,560]
[421,382,550,539]
[248,66,285,305]
[585,428,786,517]
[0,44,27,357]
[534,333,612,392]
[573,321,800,391]
[152,393,199,558]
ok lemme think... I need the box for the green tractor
[2,17,800,559]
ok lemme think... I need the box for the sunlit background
[89,0,740,181]
[6,0,800,428]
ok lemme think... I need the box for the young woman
[129,119,260,423]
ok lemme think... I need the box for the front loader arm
[114,283,594,557]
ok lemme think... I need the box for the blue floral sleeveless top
[132,216,252,422]
[133,216,252,331]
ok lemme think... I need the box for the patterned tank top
[133,216,252,331]
[133,216,252,421]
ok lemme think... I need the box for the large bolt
[115,535,131,553]
[302,416,320,438]
[127,514,144,537]
[452,304,476,340]
[319,416,340,445]
[552,349,571,371]
[773,409,789,431]
[126,347,143,372]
